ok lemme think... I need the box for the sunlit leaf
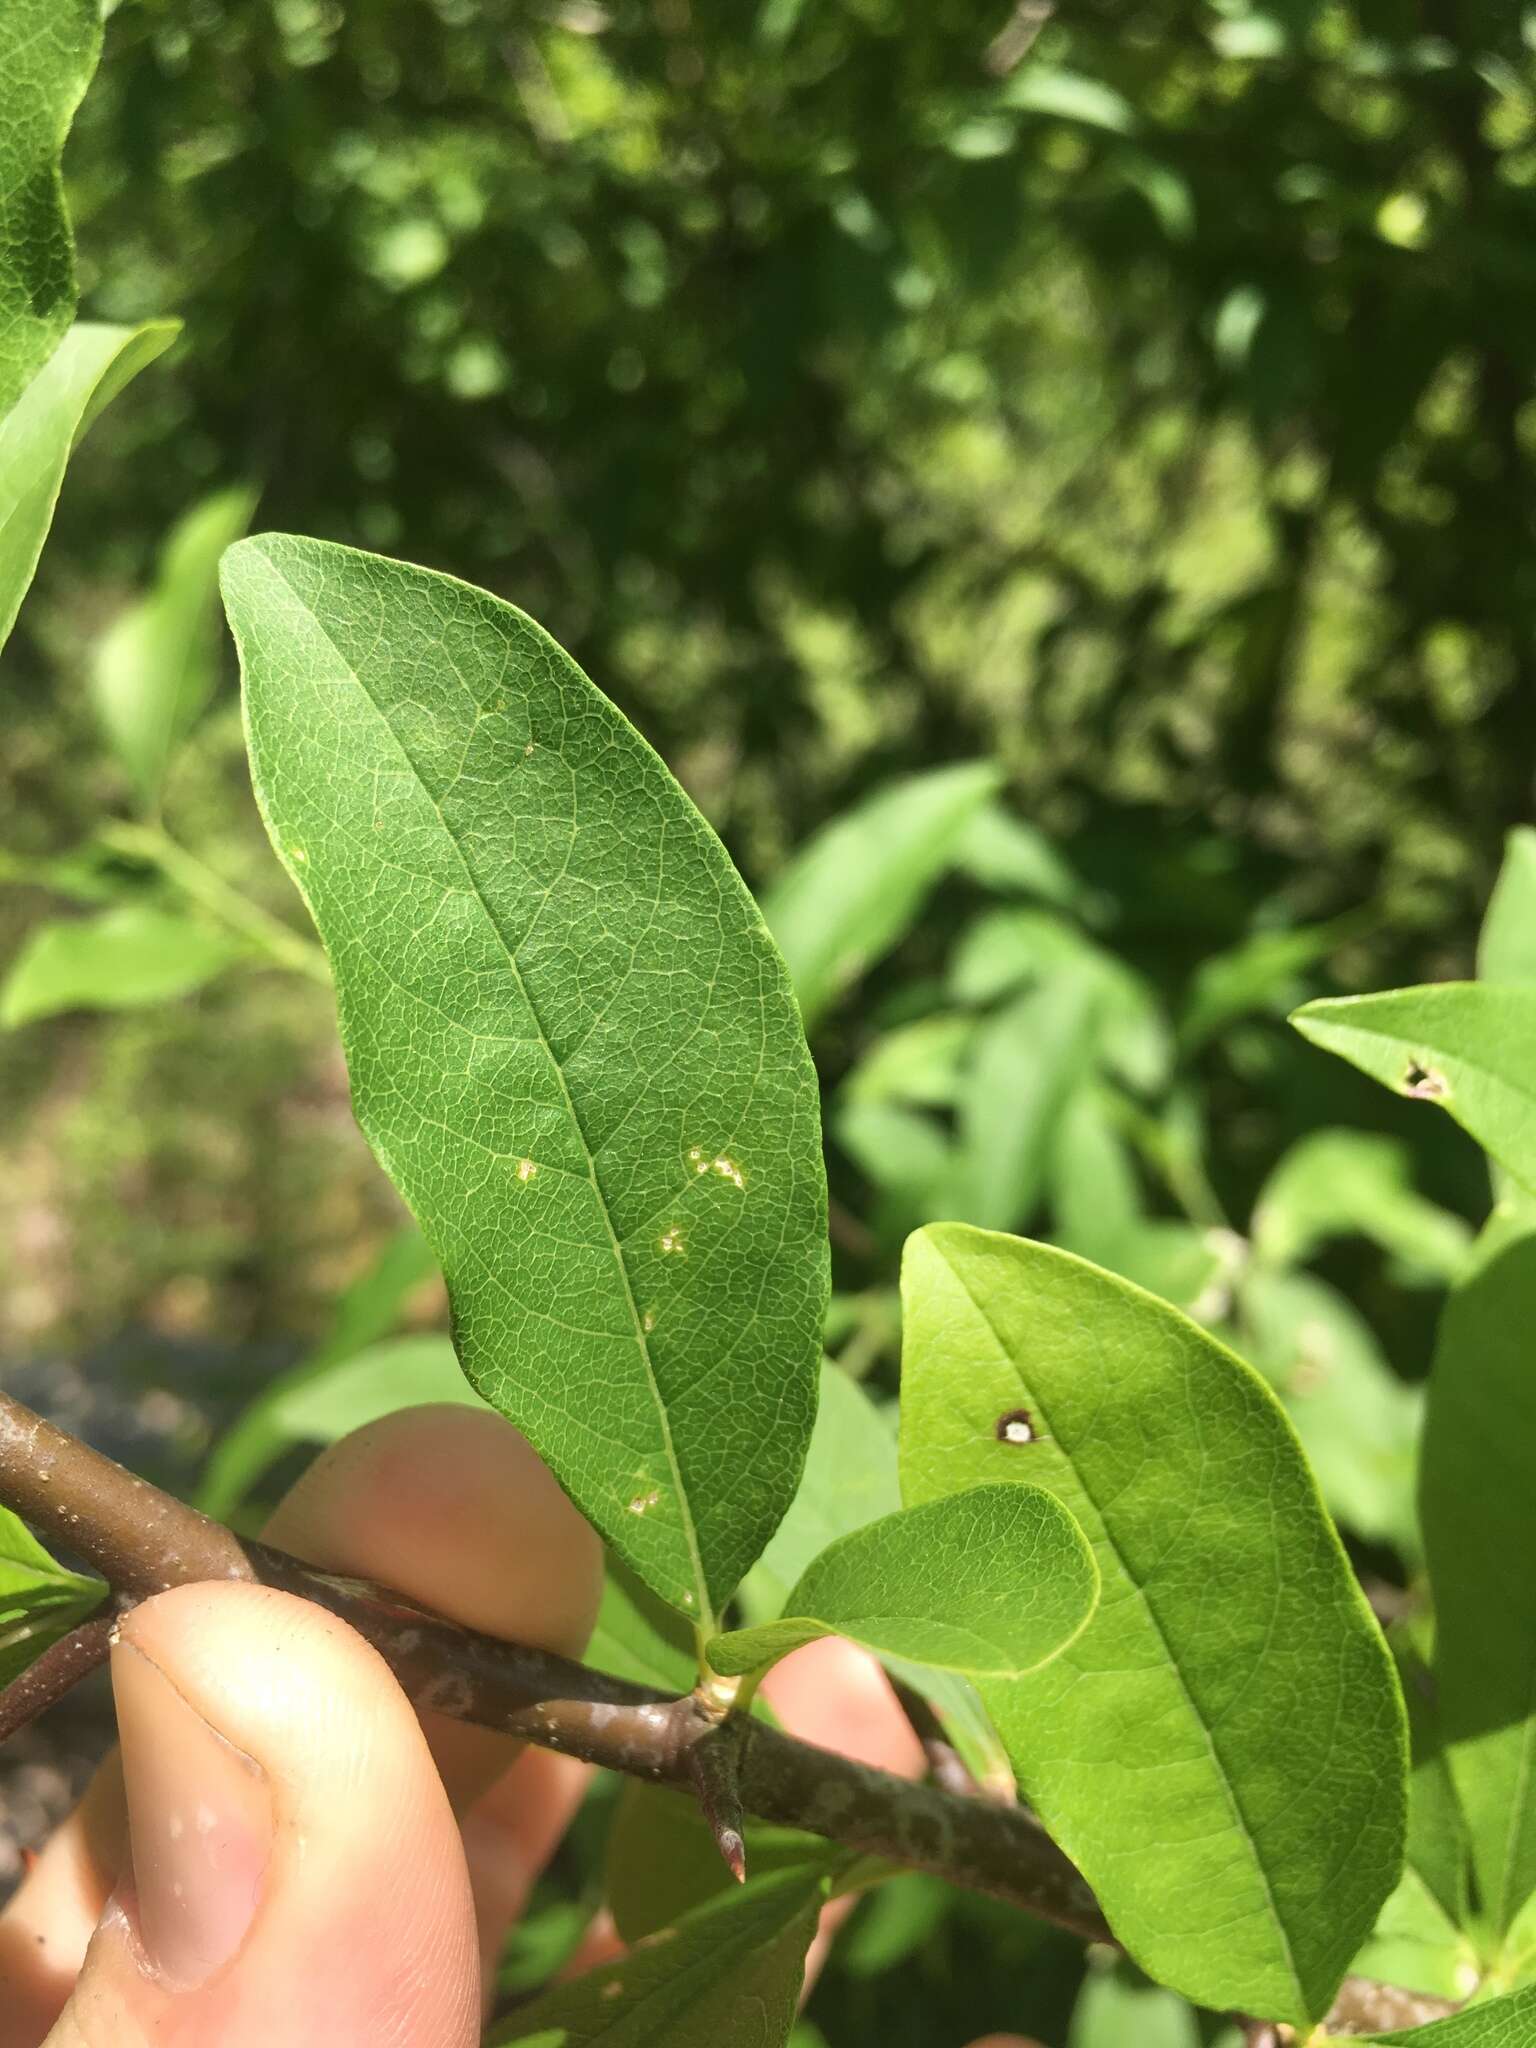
[1252,1129,1471,1283]
[900,1225,1406,2026]
[707,1482,1098,1680]
[1478,828,1536,988]
[0,1507,103,1689]
[1293,986,1536,1196]
[225,534,827,1624]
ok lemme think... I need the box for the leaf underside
[224,534,828,1626]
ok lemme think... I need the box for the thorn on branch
[688,1726,747,1883]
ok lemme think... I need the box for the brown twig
[0,1610,116,1742]
[0,1389,1466,2034]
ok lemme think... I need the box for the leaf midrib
[936,1238,1306,2012]
[255,549,712,1628]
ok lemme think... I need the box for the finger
[0,1403,605,2033]
[760,1637,926,1998]
[263,1405,605,1981]
[265,1403,603,1809]
[39,1580,481,2048]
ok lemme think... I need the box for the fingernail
[113,1637,273,1988]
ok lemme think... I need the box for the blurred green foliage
[4,8,1536,2036]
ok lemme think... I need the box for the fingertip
[760,1636,926,1779]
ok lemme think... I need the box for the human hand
[0,1405,1034,2047]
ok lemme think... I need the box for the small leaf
[737,1361,1014,1794]
[1292,986,1536,1196]
[225,535,828,1626]
[999,65,1137,133]
[0,0,101,416]
[0,1507,104,1688]
[759,762,1000,1030]
[240,1333,482,1462]
[1252,1129,1471,1283]
[487,1862,826,2048]
[197,1226,438,1518]
[1348,1986,1536,2044]
[0,904,241,1029]
[91,484,259,808]
[707,1482,1098,1680]
[842,1012,973,1109]
[900,1225,1407,2026]
[1421,1226,1536,1938]
[0,320,179,652]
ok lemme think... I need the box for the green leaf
[0,319,179,653]
[1478,829,1536,987]
[842,1012,972,1109]
[197,1225,438,1518]
[1347,1986,1536,2044]
[1421,1228,1536,1939]
[835,1098,953,1224]
[224,534,828,1627]
[0,904,241,1028]
[1292,986,1536,1196]
[950,799,1096,915]
[0,0,101,416]
[90,484,259,808]
[1252,1130,1471,1283]
[737,1360,1014,1795]
[1179,922,1342,1052]
[1068,1956,1199,2048]
[1239,1266,1422,1552]
[1349,1865,1477,2006]
[487,1862,825,2048]
[1049,1086,1143,1260]
[706,1481,1098,1680]
[605,1780,835,1944]
[943,972,1102,1231]
[899,1225,1407,2026]
[999,65,1137,133]
[759,762,1000,1030]
[235,1332,483,1461]
[588,1555,699,1692]
[0,1506,104,1688]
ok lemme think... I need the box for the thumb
[49,1581,480,2048]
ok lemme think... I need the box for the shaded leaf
[759,762,1000,1030]
[605,1780,834,1944]
[487,1862,825,2048]
[842,1012,972,1109]
[225,534,827,1625]
[0,320,178,652]
[1180,921,1342,1052]
[588,1556,698,1693]
[707,1482,1098,1680]
[0,0,100,416]
[950,800,1095,914]
[1421,1228,1536,1937]
[0,1507,104,1689]
[1068,1956,1199,2048]
[1292,986,1536,1197]
[91,484,259,807]
[1349,1986,1536,2044]
[900,1225,1406,2026]
[0,904,240,1029]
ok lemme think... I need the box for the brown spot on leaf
[1403,1061,1449,1100]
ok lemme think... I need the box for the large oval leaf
[223,535,828,1626]
[899,1224,1406,2027]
